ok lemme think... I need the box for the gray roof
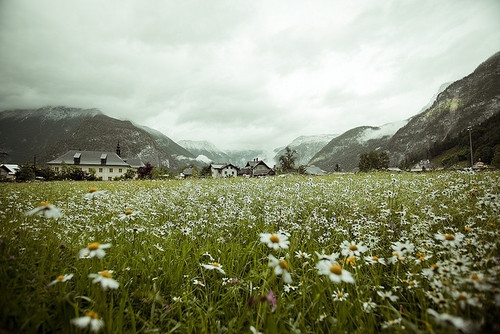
[48,150,130,167]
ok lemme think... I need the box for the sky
[0,1,499,153]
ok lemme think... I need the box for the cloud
[0,0,499,152]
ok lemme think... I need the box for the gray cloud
[1,0,499,152]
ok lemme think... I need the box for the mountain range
[1,51,499,172]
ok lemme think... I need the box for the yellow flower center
[88,242,100,251]
[38,201,51,207]
[279,259,289,271]
[88,187,98,193]
[329,264,342,275]
[465,225,471,232]
[125,209,133,215]
[471,273,479,281]
[349,244,358,251]
[457,294,467,301]
[337,292,343,298]
[56,275,64,281]
[443,234,455,241]
[269,234,280,243]
[409,281,415,286]
[372,256,379,261]
[211,262,220,267]
[85,311,99,319]
[100,270,112,278]
[346,257,356,266]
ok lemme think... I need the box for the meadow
[0,171,499,333]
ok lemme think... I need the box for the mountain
[273,134,338,166]
[309,121,407,172]
[177,140,230,164]
[387,51,500,166]
[0,106,194,169]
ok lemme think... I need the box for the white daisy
[79,242,112,259]
[259,233,289,250]
[316,260,354,284]
[25,201,62,219]
[340,240,368,257]
[48,273,74,286]
[268,254,292,283]
[201,262,226,275]
[71,311,104,332]
[88,270,119,290]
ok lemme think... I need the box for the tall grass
[0,171,499,333]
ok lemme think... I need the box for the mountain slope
[178,140,230,163]
[0,106,194,169]
[309,121,406,172]
[388,51,500,165]
[273,134,338,166]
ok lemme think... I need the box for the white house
[210,163,239,178]
[47,150,131,180]
[0,164,19,180]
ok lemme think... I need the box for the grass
[0,171,499,333]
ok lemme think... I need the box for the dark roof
[48,150,130,167]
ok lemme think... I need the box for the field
[0,171,499,333]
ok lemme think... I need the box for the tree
[358,151,389,172]
[137,162,153,179]
[279,146,298,172]
[16,162,35,182]
[123,168,137,179]
[491,145,500,168]
[378,151,390,170]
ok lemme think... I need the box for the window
[109,168,114,173]
[118,168,122,173]
[99,168,103,173]
[54,167,59,172]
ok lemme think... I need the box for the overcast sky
[1,1,499,152]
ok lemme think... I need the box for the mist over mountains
[1,51,499,172]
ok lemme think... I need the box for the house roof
[245,160,271,169]
[48,150,130,167]
[211,163,239,170]
[1,164,19,175]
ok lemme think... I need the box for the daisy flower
[118,209,140,220]
[427,309,474,332]
[259,233,289,250]
[362,298,377,313]
[25,201,62,219]
[201,262,226,275]
[268,254,292,283]
[48,273,74,286]
[79,242,112,259]
[193,279,205,287]
[364,255,386,265]
[434,232,465,248]
[84,188,107,199]
[71,311,104,332]
[377,290,399,302]
[315,251,340,262]
[316,261,354,284]
[88,270,119,290]
[295,250,311,259]
[391,241,414,256]
[333,289,349,301]
[340,240,368,257]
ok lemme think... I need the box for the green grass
[0,171,499,333]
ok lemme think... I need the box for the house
[0,164,19,180]
[180,166,194,178]
[47,150,132,180]
[210,163,239,178]
[242,158,275,177]
[410,160,435,172]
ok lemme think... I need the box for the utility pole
[467,126,473,168]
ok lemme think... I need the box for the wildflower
[333,289,349,301]
[364,255,386,265]
[381,318,402,329]
[172,296,182,302]
[88,270,119,290]
[259,233,289,250]
[118,209,139,220]
[79,242,112,259]
[250,326,262,334]
[84,188,107,199]
[48,273,74,286]
[362,298,377,313]
[268,254,292,283]
[294,250,311,259]
[193,279,205,287]
[201,262,226,275]
[71,310,105,332]
[377,290,399,302]
[391,241,414,256]
[434,232,465,248]
[316,260,354,284]
[315,251,340,262]
[25,201,62,219]
[451,290,480,310]
[283,283,299,293]
[266,290,277,311]
[427,309,475,332]
[340,240,368,257]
